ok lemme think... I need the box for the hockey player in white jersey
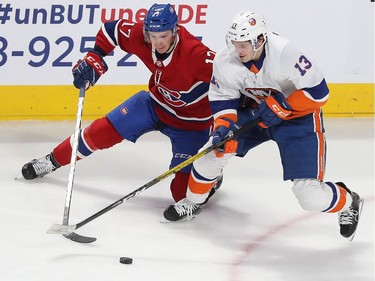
[162,11,364,241]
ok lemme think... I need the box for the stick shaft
[62,87,85,225]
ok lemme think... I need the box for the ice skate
[338,184,364,241]
[22,153,61,180]
[162,198,204,222]
[162,176,220,223]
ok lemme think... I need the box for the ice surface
[0,118,374,281]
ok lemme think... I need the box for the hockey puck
[119,257,133,264]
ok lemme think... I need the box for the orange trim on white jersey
[286,90,328,119]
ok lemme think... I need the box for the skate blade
[159,215,196,224]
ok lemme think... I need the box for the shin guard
[53,117,123,166]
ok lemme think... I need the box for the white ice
[0,118,374,281]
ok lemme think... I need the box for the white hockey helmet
[226,11,267,51]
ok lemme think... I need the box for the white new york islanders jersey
[209,32,329,120]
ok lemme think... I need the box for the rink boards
[0,83,374,120]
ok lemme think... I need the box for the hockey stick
[47,118,260,242]
[58,87,96,243]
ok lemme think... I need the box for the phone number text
[0,36,136,67]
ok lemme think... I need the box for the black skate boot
[162,174,223,222]
[163,198,204,222]
[337,182,364,241]
[22,153,61,180]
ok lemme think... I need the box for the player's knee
[292,178,330,212]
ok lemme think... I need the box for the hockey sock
[170,171,190,202]
[185,167,217,204]
[53,117,123,166]
[323,182,352,213]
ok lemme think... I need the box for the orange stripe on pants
[313,109,325,181]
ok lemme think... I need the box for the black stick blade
[47,223,96,243]
[63,233,97,244]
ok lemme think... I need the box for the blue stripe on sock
[322,182,337,212]
[77,130,93,157]
[192,167,215,182]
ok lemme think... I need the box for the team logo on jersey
[120,106,129,115]
[245,88,278,101]
[249,18,256,26]
[157,85,186,107]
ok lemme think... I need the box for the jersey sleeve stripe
[96,25,117,55]
[286,90,328,119]
[303,79,329,100]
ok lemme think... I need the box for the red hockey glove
[212,117,239,158]
[250,92,292,128]
[72,50,108,90]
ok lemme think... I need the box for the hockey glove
[72,50,108,90]
[212,117,239,158]
[250,93,292,128]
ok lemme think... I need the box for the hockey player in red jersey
[21,3,219,215]
[164,11,364,241]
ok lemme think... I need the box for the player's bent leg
[22,117,123,180]
[292,178,364,241]
[53,116,123,165]
[292,179,350,212]
[189,150,230,201]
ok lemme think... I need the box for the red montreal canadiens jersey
[95,21,215,131]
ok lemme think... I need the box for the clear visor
[226,35,266,54]
[227,38,256,53]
